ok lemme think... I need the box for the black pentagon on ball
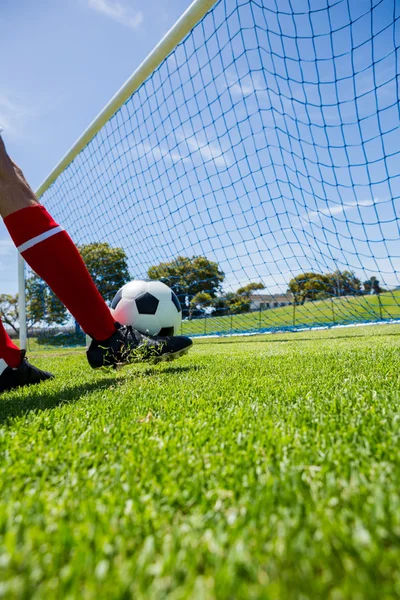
[111,288,123,310]
[171,291,182,313]
[158,326,175,336]
[135,292,159,315]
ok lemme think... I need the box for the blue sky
[1,0,399,299]
[0,0,192,294]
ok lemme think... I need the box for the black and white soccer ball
[110,280,182,336]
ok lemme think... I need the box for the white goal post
[18,0,398,343]
[18,0,219,349]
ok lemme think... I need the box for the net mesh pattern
[31,0,400,338]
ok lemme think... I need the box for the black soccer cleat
[0,351,54,394]
[86,322,193,369]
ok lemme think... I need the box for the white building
[249,293,293,311]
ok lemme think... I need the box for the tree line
[1,243,129,335]
[288,271,384,305]
[0,243,386,334]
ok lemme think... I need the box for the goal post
[35,0,219,200]
[18,254,27,349]
[18,0,218,348]
[20,0,400,344]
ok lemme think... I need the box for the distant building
[249,293,293,311]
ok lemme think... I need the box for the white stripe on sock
[0,359,8,376]
[18,226,64,253]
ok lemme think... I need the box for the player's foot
[86,322,193,369]
[0,351,54,393]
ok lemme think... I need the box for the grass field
[181,291,400,337]
[1,324,400,598]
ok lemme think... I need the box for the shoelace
[125,325,142,344]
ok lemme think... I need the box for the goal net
[23,0,400,343]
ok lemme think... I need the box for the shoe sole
[148,347,190,364]
[94,346,191,370]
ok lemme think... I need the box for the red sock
[4,205,116,341]
[0,321,21,369]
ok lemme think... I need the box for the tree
[0,294,19,336]
[227,295,251,313]
[213,283,265,315]
[325,270,362,297]
[288,270,363,304]
[26,276,46,327]
[211,295,231,317]
[26,275,68,327]
[364,276,384,295]
[287,272,331,304]
[47,289,69,324]
[78,243,131,303]
[190,292,213,307]
[236,282,265,297]
[190,292,213,317]
[371,276,383,295]
[0,288,67,335]
[363,279,373,295]
[148,256,224,315]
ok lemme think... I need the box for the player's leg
[0,138,192,368]
[0,320,53,393]
[0,137,117,341]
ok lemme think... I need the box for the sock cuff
[4,205,60,248]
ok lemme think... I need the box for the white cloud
[229,80,256,97]
[88,0,143,30]
[304,198,376,222]
[226,72,268,100]
[0,94,31,139]
[183,136,231,168]
[134,137,230,169]
[140,142,189,164]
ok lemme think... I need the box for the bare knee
[0,137,38,218]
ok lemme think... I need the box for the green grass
[2,325,400,599]
[181,290,400,336]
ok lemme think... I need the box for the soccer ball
[110,280,182,336]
